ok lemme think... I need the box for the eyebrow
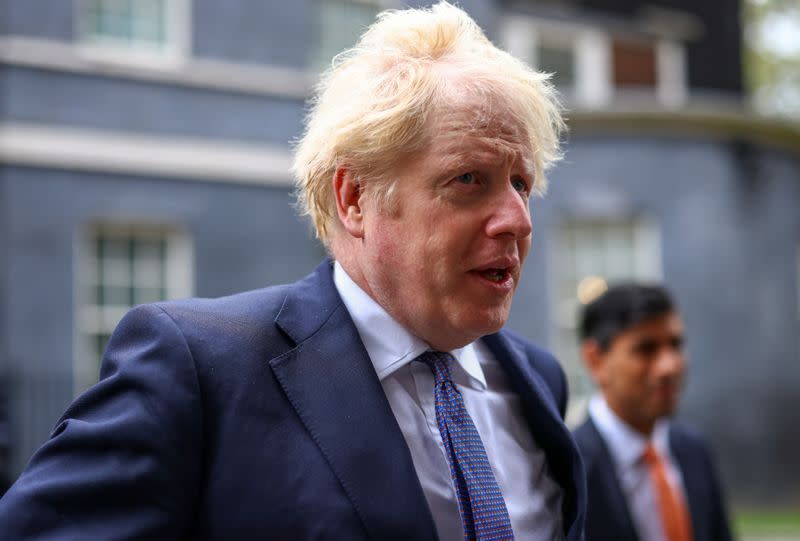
[436,140,536,177]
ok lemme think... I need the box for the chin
[460,310,509,338]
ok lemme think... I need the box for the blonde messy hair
[292,1,565,247]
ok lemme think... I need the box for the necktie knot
[642,443,659,465]
[418,350,455,386]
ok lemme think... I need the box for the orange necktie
[642,443,694,541]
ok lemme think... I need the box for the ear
[581,339,607,387]
[333,165,365,239]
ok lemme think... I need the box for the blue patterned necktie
[419,351,515,541]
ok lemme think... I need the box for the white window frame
[549,217,662,426]
[73,223,194,395]
[74,0,192,69]
[501,15,688,110]
[501,16,612,109]
[656,39,688,109]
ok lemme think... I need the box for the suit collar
[274,259,341,344]
[483,332,586,541]
[669,427,702,537]
[272,260,585,540]
[331,261,487,388]
[271,259,438,540]
[579,417,639,541]
[588,395,672,470]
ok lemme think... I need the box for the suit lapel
[482,332,586,541]
[269,261,438,541]
[581,418,640,541]
[669,428,702,539]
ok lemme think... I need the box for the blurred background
[0,0,798,538]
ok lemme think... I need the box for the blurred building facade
[1,0,798,508]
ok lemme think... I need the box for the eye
[634,339,659,358]
[455,172,477,185]
[511,176,529,194]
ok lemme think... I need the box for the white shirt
[588,395,689,541]
[333,262,564,541]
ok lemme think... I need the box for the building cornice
[0,35,314,99]
[0,122,294,186]
[568,106,800,155]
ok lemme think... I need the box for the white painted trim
[500,17,536,65]
[499,16,612,109]
[656,40,688,109]
[0,35,313,98]
[575,30,612,109]
[0,122,294,186]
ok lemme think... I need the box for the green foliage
[742,0,800,117]
[735,509,800,536]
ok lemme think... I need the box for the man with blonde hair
[0,3,586,539]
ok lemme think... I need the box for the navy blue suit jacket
[0,260,586,540]
[573,417,732,541]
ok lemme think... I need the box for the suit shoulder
[572,418,594,441]
[149,283,292,334]
[572,418,601,457]
[155,283,292,322]
[499,329,563,388]
[670,421,714,457]
[496,328,568,416]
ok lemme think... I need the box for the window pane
[134,287,165,305]
[538,43,575,89]
[96,333,112,362]
[83,229,175,385]
[313,0,379,69]
[80,0,169,49]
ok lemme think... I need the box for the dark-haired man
[573,284,732,541]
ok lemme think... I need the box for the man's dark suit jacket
[0,260,587,540]
[574,416,732,541]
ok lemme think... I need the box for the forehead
[423,92,533,167]
[432,89,528,140]
[617,312,684,344]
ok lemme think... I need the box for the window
[501,16,687,109]
[552,219,661,425]
[77,0,189,62]
[537,40,576,91]
[501,17,612,108]
[76,225,193,394]
[311,0,381,70]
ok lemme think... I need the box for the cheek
[519,237,532,263]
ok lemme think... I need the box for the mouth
[479,267,511,282]
[470,258,519,291]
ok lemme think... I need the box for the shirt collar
[588,394,671,469]
[333,261,487,389]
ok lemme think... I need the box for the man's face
[355,94,534,351]
[588,312,686,433]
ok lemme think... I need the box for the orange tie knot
[642,443,659,465]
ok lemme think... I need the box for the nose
[655,348,685,378]
[485,182,533,240]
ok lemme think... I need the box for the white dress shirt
[588,395,689,541]
[333,262,564,541]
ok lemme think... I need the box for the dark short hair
[579,283,676,351]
